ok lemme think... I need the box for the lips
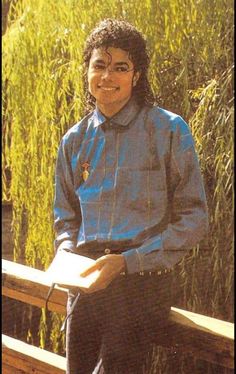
[98,86,119,91]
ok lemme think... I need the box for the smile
[98,86,118,91]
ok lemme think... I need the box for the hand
[80,253,125,294]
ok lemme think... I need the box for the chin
[96,96,119,105]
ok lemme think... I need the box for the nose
[101,67,113,80]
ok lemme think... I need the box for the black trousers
[66,272,173,374]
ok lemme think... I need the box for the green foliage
[188,66,234,320]
[2,0,234,371]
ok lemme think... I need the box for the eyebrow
[92,59,106,64]
[92,59,130,67]
[115,62,130,67]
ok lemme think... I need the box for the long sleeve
[53,136,81,253]
[123,117,209,274]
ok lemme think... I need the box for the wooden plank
[167,308,234,369]
[170,307,233,339]
[2,259,67,314]
[2,259,234,369]
[2,334,66,374]
[3,366,24,374]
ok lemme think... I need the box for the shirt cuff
[122,235,163,274]
[122,249,140,274]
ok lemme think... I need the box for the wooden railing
[2,259,234,373]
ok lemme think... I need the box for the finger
[81,264,112,293]
[95,256,108,264]
[80,263,99,277]
[80,256,107,277]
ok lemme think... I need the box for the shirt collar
[92,97,140,128]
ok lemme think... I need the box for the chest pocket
[115,167,167,214]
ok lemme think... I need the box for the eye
[93,63,105,70]
[115,66,129,72]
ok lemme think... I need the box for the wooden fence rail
[2,334,66,374]
[2,259,234,373]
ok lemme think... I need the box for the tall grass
[2,0,234,372]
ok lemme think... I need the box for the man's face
[88,47,140,117]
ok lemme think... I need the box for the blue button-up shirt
[54,98,208,274]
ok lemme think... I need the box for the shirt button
[104,248,111,254]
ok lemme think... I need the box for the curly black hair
[82,18,156,113]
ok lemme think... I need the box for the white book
[45,250,100,289]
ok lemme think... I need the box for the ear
[132,71,141,87]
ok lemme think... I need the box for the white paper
[45,250,100,289]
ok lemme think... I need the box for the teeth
[99,87,117,91]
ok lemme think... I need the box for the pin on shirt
[82,162,90,181]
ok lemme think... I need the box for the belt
[120,268,173,277]
[75,247,173,277]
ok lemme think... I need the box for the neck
[97,97,131,118]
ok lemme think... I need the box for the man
[54,18,208,374]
